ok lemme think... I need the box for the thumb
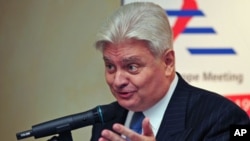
[142,117,154,137]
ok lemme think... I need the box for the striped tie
[129,112,145,134]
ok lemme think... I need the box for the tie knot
[129,112,145,134]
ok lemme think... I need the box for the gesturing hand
[98,117,156,141]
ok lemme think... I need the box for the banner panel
[123,0,250,115]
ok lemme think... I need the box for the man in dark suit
[91,2,249,141]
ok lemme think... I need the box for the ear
[162,49,175,76]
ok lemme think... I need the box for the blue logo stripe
[188,48,236,55]
[166,8,237,56]
[183,27,216,34]
[166,10,204,17]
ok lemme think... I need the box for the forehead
[102,39,154,60]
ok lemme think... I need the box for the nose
[113,70,129,89]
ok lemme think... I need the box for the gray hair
[95,2,173,57]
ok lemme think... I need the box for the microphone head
[96,102,119,124]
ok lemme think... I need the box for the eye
[105,64,116,73]
[127,64,139,73]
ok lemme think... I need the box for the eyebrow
[103,56,142,64]
[103,56,110,61]
[122,56,142,63]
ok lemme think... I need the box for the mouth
[116,91,135,99]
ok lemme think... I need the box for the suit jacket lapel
[156,73,191,140]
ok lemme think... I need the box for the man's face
[102,39,174,111]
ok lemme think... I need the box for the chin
[117,99,134,110]
[118,100,144,111]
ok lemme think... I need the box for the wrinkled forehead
[101,38,158,57]
[102,39,157,61]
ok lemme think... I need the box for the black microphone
[16,102,117,140]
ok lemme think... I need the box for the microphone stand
[47,131,73,141]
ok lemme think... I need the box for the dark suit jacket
[90,73,250,141]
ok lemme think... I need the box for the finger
[100,129,126,141]
[142,117,154,137]
[98,137,108,141]
[113,123,141,141]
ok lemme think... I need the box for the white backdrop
[123,0,250,116]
